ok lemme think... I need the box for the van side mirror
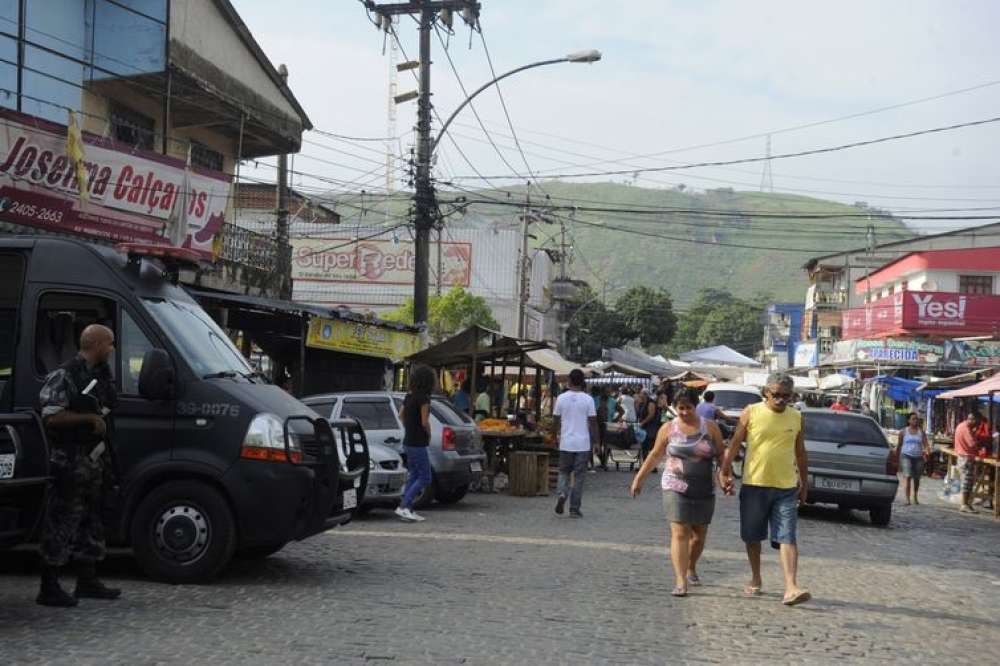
[139,348,175,400]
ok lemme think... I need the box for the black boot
[74,561,121,600]
[36,565,79,607]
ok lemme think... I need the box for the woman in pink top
[630,389,725,597]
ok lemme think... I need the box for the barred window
[959,275,993,295]
[190,141,224,172]
[111,104,155,151]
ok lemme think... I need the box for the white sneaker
[395,507,417,522]
[408,510,427,522]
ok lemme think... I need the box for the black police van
[0,236,369,582]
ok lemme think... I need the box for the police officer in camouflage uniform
[36,324,121,607]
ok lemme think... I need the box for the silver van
[801,409,899,526]
[303,392,484,507]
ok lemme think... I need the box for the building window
[818,338,834,354]
[959,275,993,295]
[111,104,155,151]
[190,140,224,172]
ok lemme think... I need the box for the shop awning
[405,325,549,367]
[939,374,1000,399]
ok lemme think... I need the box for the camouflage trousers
[39,447,107,567]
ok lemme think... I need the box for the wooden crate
[509,451,550,496]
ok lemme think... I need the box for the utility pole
[436,222,443,296]
[518,185,531,338]
[557,210,569,351]
[363,1,482,335]
[276,64,291,300]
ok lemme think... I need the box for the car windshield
[713,390,762,411]
[431,397,473,425]
[804,413,887,448]
[142,298,253,378]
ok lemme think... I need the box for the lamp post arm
[431,58,567,153]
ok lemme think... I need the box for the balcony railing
[217,223,277,271]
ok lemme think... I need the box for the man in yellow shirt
[721,372,811,606]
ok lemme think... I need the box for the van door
[111,306,174,487]
[339,395,403,453]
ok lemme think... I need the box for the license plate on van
[0,453,13,479]
[470,461,482,473]
[342,488,357,510]
[815,476,859,492]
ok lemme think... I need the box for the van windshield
[142,298,253,377]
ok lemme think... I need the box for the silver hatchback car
[801,409,899,526]
[302,391,485,508]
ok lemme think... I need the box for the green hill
[459,182,914,308]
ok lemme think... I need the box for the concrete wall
[169,0,299,123]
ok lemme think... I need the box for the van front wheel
[131,480,237,583]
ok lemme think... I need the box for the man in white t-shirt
[553,369,598,518]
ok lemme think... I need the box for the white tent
[818,373,856,391]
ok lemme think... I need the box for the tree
[563,286,636,362]
[384,287,499,342]
[667,289,768,357]
[615,286,677,346]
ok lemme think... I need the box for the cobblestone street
[2,469,999,665]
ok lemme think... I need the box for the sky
[233,0,1000,234]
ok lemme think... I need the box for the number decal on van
[178,402,241,418]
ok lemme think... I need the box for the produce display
[478,418,518,432]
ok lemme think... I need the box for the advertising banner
[0,110,230,258]
[842,291,1000,338]
[306,316,420,361]
[833,338,1000,367]
[291,237,472,287]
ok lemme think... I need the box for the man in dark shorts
[721,372,811,606]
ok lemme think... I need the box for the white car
[703,382,763,421]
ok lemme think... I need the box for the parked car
[302,392,485,507]
[800,408,899,526]
[355,441,406,511]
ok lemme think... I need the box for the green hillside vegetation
[465,182,913,307]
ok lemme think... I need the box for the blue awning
[871,375,924,403]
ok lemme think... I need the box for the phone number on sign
[6,201,64,223]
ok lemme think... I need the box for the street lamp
[431,50,602,152]
[412,49,602,336]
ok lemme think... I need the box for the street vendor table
[940,446,999,519]
[478,429,554,492]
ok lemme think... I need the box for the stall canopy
[603,347,682,376]
[939,373,1000,400]
[818,373,856,391]
[406,325,548,367]
[870,375,924,402]
[679,345,761,367]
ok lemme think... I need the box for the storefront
[189,289,419,396]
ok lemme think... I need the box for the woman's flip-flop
[671,586,688,597]
[744,585,762,597]
[782,590,812,606]
[687,574,702,586]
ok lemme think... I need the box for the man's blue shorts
[739,485,798,547]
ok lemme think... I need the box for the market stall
[938,374,1000,518]
[404,326,570,493]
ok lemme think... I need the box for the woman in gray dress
[630,388,725,597]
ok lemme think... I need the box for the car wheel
[435,483,469,504]
[131,480,237,583]
[870,503,892,527]
[236,542,287,560]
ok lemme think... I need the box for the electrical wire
[450,114,1000,181]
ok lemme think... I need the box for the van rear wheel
[435,483,468,504]
[870,503,892,527]
[131,480,237,583]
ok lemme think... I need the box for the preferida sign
[0,110,230,258]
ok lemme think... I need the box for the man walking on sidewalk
[720,372,811,606]
[554,369,598,518]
